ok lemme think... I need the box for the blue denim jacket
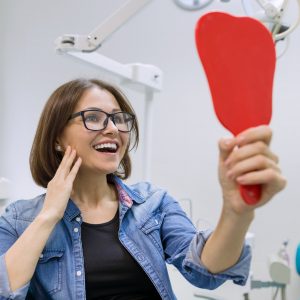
[0,176,251,300]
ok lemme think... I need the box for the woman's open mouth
[93,143,118,153]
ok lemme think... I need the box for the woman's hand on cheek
[218,125,286,215]
[40,146,82,222]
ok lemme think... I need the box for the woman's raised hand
[40,146,82,222]
[218,125,286,215]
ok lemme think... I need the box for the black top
[81,210,162,300]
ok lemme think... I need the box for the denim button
[136,254,145,262]
[76,270,82,276]
[76,217,81,222]
[74,228,79,233]
[39,254,43,258]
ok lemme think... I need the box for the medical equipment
[0,177,11,213]
[55,0,163,181]
[55,0,299,78]
[269,240,290,285]
[173,0,300,42]
[173,0,214,10]
[296,243,300,275]
[242,0,300,41]
[54,0,300,180]
[55,0,162,91]
[242,240,290,300]
[0,178,10,200]
[56,0,149,53]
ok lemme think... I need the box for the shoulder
[113,176,179,209]
[129,181,165,198]
[127,180,180,210]
[2,194,46,221]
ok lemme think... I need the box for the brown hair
[30,78,139,188]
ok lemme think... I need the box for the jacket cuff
[183,229,252,286]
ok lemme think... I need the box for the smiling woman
[30,79,139,188]
[0,78,286,300]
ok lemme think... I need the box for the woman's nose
[102,117,118,135]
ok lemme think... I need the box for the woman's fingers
[219,126,274,165]
[225,142,279,169]
[236,125,273,146]
[55,146,77,179]
[67,157,82,183]
[218,126,286,211]
[226,155,280,181]
[218,137,237,162]
[235,168,285,186]
[64,149,77,172]
[43,146,81,221]
[55,146,71,173]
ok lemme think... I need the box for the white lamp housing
[0,177,11,200]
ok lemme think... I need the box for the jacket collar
[64,199,81,222]
[112,176,146,205]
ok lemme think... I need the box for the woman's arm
[201,125,286,273]
[4,213,60,292]
[4,147,81,292]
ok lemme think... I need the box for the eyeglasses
[69,109,135,132]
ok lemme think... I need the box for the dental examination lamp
[174,0,300,44]
[242,0,300,41]
[55,0,162,181]
[55,0,300,181]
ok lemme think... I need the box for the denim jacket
[0,176,251,300]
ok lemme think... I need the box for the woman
[0,78,286,300]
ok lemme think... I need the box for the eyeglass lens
[83,111,133,132]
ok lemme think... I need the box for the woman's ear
[55,145,62,152]
[55,141,63,152]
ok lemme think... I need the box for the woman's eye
[114,116,122,124]
[114,114,126,124]
[85,115,99,122]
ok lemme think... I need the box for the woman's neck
[71,171,117,210]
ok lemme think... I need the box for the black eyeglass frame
[69,109,135,133]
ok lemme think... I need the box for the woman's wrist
[37,209,62,226]
[221,203,255,226]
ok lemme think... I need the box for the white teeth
[94,143,117,150]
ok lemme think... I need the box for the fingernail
[224,137,233,144]
[222,137,234,148]
[236,135,245,143]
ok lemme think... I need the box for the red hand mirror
[195,12,276,205]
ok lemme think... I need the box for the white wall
[1,0,300,299]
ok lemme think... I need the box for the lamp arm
[274,0,300,40]
[55,0,152,52]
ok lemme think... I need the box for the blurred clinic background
[1,0,300,299]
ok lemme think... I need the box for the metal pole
[143,89,154,181]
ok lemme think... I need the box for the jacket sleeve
[160,193,251,290]
[0,203,30,299]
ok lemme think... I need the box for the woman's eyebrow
[83,107,121,112]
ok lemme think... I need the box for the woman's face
[58,87,130,176]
